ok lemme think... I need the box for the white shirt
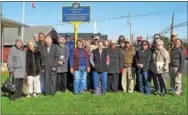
[47,47,50,53]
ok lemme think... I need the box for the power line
[95,5,187,22]
[148,21,187,39]
[48,5,187,26]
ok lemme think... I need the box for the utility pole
[168,12,174,55]
[170,12,174,41]
[129,11,132,42]
[131,34,133,43]
[21,2,25,41]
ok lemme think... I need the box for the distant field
[1,73,187,115]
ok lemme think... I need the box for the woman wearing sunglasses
[135,40,152,95]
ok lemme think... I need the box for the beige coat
[151,47,169,74]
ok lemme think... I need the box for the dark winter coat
[170,47,185,73]
[26,48,42,76]
[135,49,152,71]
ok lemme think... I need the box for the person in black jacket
[90,41,109,95]
[37,32,46,94]
[170,38,185,96]
[136,40,152,95]
[26,40,42,98]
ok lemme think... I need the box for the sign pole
[70,21,82,47]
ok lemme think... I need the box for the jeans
[73,68,87,94]
[137,69,151,94]
[93,72,107,94]
[155,74,167,94]
[40,71,45,94]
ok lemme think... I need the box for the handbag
[1,73,16,93]
[156,61,168,74]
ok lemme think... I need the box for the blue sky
[2,1,187,40]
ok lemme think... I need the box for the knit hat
[137,36,142,41]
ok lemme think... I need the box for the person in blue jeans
[90,41,109,95]
[135,40,152,95]
[69,40,90,94]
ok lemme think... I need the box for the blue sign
[62,3,90,22]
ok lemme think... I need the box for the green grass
[1,73,188,115]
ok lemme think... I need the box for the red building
[2,17,58,64]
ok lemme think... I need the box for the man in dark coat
[65,34,74,90]
[106,40,124,92]
[37,32,46,93]
[40,33,60,96]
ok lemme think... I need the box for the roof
[3,26,56,45]
[58,33,108,40]
[24,26,55,44]
[1,17,29,28]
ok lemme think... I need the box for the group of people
[6,31,185,100]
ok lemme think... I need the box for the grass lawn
[1,72,188,115]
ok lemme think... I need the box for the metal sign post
[62,2,91,47]
[70,21,82,47]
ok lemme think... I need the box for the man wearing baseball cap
[134,36,143,91]
[93,35,100,46]
[168,31,178,55]
[136,36,143,52]
[121,39,135,93]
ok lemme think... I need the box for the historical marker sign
[62,3,90,22]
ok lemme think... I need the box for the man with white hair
[40,33,60,96]
[33,33,39,46]
[168,31,178,55]
[56,36,69,92]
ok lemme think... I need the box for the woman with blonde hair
[151,40,169,96]
[26,40,42,97]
